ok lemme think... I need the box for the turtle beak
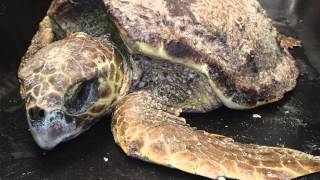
[27,108,77,150]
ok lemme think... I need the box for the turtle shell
[104,0,299,109]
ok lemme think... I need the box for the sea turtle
[18,0,320,179]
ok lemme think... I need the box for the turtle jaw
[27,109,78,150]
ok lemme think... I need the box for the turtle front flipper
[278,34,302,50]
[113,91,320,180]
[19,16,56,72]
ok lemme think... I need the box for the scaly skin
[19,33,128,117]
[18,0,320,179]
[18,33,131,149]
[113,91,320,180]
[19,16,55,72]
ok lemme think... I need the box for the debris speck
[21,171,32,177]
[103,157,109,162]
[252,114,262,119]
[284,110,290,114]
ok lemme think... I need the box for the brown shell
[104,0,299,108]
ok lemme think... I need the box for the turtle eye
[65,78,99,115]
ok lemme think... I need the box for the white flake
[252,114,262,119]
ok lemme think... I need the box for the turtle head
[18,33,131,150]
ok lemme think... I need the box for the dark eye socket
[65,78,99,115]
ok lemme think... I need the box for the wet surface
[0,0,320,179]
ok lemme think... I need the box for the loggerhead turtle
[18,0,320,179]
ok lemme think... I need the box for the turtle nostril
[39,109,45,118]
[28,107,46,120]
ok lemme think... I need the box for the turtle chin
[27,109,79,150]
